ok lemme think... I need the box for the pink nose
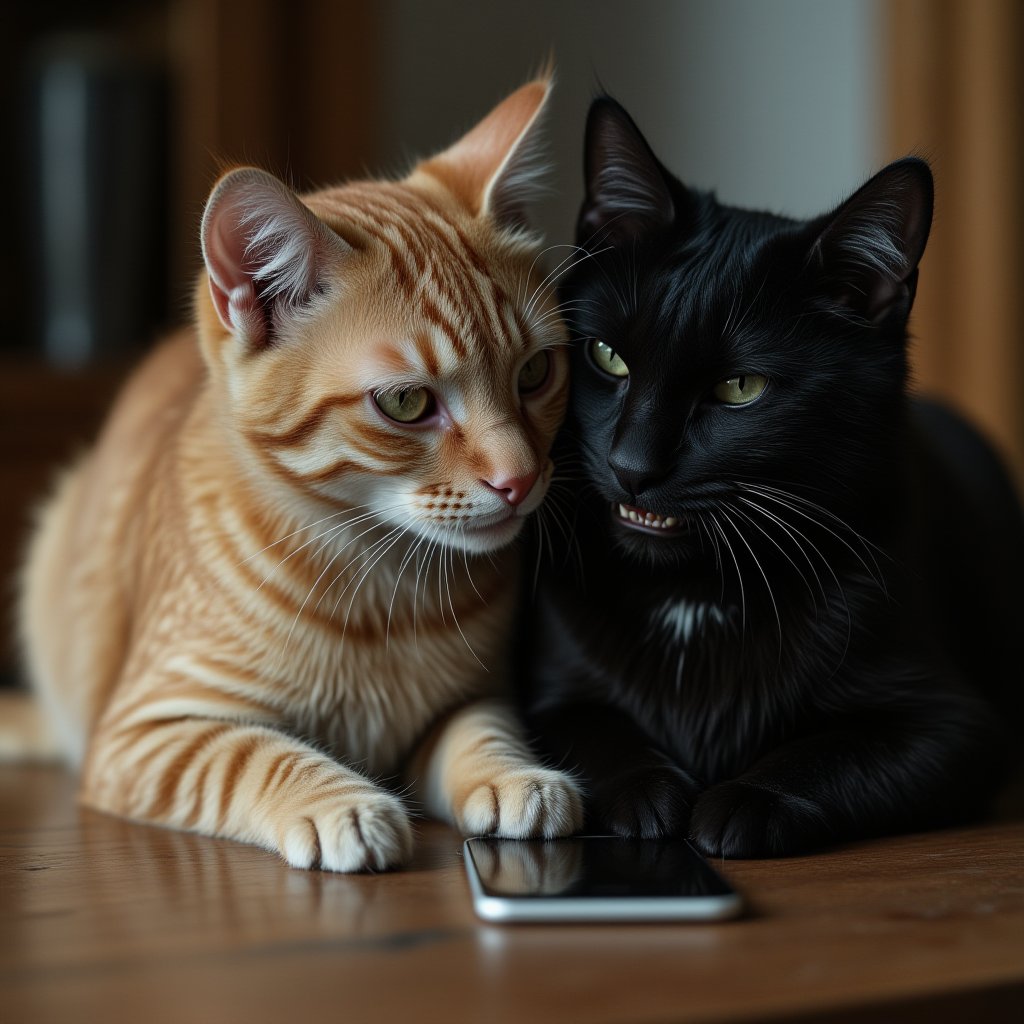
[482,470,539,507]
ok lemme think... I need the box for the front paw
[591,763,698,839]
[278,791,413,873]
[457,766,583,839]
[690,780,827,858]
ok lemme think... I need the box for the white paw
[459,767,583,839]
[280,792,413,872]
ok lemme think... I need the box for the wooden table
[2,765,1022,1023]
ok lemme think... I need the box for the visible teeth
[615,503,681,529]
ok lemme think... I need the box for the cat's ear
[807,158,933,324]
[578,97,676,246]
[419,77,551,231]
[200,167,349,348]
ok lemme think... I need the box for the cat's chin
[605,504,709,567]
[444,514,525,554]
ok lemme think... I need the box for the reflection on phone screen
[470,838,734,899]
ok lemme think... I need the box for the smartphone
[463,836,743,923]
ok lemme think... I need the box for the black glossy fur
[519,97,1024,857]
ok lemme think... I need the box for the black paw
[590,764,698,839]
[690,780,828,858]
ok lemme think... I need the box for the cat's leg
[409,698,583,838]
[530,700,701,838]
[82,702,412,871]
[690,680,1000,857]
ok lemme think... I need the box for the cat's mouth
[613,503,686,535]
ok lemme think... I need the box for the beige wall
[377,0,880,242]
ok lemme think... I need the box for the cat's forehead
[665,213,785,294]
[599,210,799,347]
[311,180,532,290]
[311,181,565,372]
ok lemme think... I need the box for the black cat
[519,97,1024,857]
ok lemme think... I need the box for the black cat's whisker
[744,482,890,561]
[737,495,854,668]
[729,499,820,615]
[718,505,783,655]
[694,512,726,598]
[709,511,746,638]
[695,512,713,559]
[736,496,840,594]
[735,496,828,605]
[741,485,888,596]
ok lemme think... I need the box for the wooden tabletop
[2,765,1022,1023]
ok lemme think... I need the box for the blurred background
[0,0,1021,684]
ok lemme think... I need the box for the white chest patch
[653,599,728,646]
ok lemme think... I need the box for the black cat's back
[908,398,1024,717]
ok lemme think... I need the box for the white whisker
[729,500,819,612]
[443,527,487,671]
[741,485,887,594]
[709,511,746,638]
[719,505,782,655]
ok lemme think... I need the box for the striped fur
[17,79,582,871]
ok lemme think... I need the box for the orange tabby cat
[15,78,582,871]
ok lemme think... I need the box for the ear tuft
[578,97,675,246]
[418,76,552,232]
[483,85,550,230]
[200,168,348,347]
[809,158,934,323]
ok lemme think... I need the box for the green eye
[518,350,550,393]
[590,340,629,378]
[374,387,432,423]
[712,374,768,406]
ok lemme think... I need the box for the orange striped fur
[17,79,582,871]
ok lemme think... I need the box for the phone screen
[465,836,738,907]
